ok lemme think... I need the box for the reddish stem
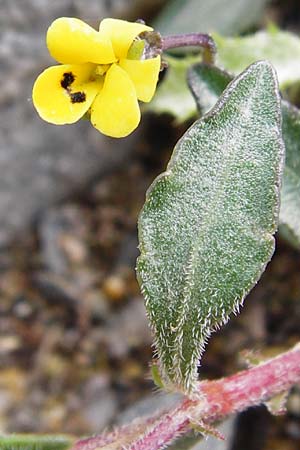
[72,344,300,450]
[200,344,300,419]
[162,33,217,64]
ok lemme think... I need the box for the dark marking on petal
[70,91,86,103]
[60,73,86,104]
[61,72,75,89]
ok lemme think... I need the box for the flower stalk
[162,33,217,64]
[72,343,300,450]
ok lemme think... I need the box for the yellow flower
[32,18,161,138]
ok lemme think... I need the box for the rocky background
[0,1,299,449]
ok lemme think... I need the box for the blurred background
[0,1,299,449]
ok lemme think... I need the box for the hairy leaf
[137,61,284,392]
[154,0,268,36]
[188,64,300,248]
[149,28,300,123]
[144,55,198,123]
[215,28,300,88]
[280,102,300,248]
[188,64,232,115]
[0,435,73,450]
[167,434,203,450]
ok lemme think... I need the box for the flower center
[95,64,110,76]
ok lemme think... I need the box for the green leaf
[149,28,300,123]
[188,64,300,249]
[280,101,300,248]
[137,61,284,392]
[188,64,232,115]
[145,55,198,123]
[215,28,300,88]
[154,0,268,36]
[0,435,73,450]
[167,433,202,450]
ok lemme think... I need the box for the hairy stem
[162,33,217,63]
[72,344,300,450]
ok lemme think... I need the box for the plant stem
[162,33,217,64]
[72,344,300,450]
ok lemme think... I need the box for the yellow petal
[32,64,102,124]
[99,18,152,59]
[119,56,161,102]
[47,17,116,64]
[91,64,140,138]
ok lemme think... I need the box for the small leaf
[280,102,300,248]
[190,421,225,440]
[137,61,284,392]
[238,348,290,415]
[188,64,300,249]
[150,28,300,123]
[0,435,73,450]
[145,55,198,123]
[265,391,289,416]
[151,362,165,389]
[188,63,232,115]
[214,28,300,88]
[167,434,203,450]
[154,0,268,37]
